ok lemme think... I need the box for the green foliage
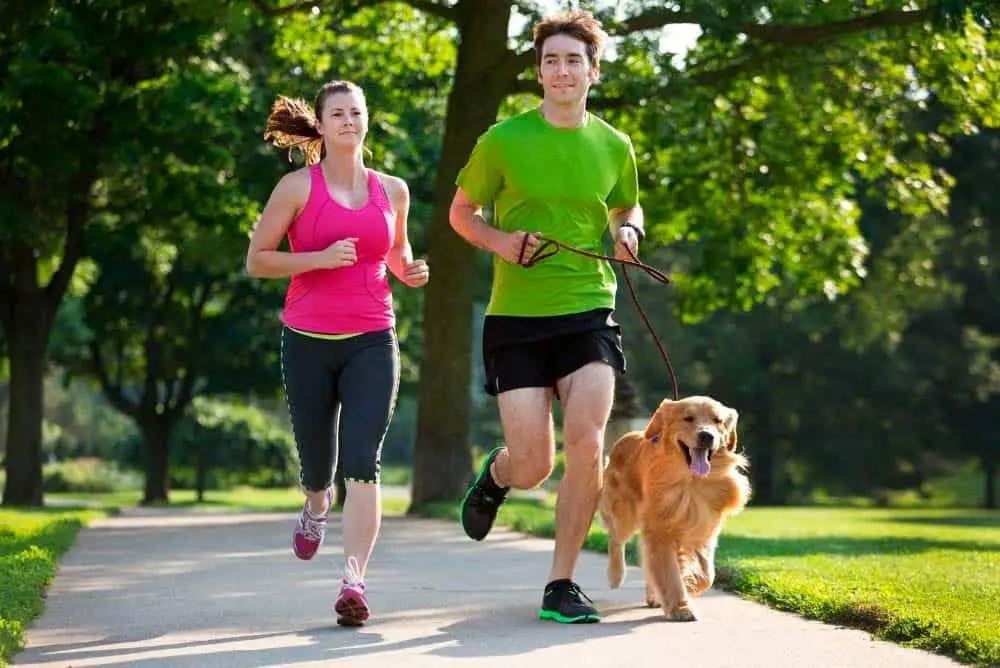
[0,0,224,246]
[42,458,140,494]
[170,398,299,489]
[549,1,996,320]
[0,508,101,664]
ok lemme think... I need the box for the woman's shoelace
[344,555,365,587]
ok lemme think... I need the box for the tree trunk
[2,246,52,507]
[140,418,172,505]
[984,455,996,510]
[410,0,516,509]
[2,300,48,506]
[195,444,207,503]
[604,370,648,456]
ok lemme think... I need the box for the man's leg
[551,362,615,582]
[461,386,554,541]
[492,387,555,489]
[536,351,615,624]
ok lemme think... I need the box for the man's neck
[540,99,588,129]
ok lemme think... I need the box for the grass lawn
[417,500,999,666]
[0,507,104,666]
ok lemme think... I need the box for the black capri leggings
[281,326,399,490]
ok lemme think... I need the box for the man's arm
[609,204,644,258]
[450,187,539,264]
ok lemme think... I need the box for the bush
[42,458,141,494]
[171,398,300,489]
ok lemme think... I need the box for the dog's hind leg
[601,483,638,589]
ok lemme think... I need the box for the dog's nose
[697,430,715,448]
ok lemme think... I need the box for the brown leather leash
[517,233,680,401]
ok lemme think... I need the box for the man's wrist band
[620,222,645,243]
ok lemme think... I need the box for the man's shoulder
[587,113,632,147]
[481,109,539,142]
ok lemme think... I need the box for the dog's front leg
[687,535,718,597]
[641,533,697,622]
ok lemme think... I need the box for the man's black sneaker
[538,579,600,623]
[460,446,509,541]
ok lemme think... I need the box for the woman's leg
[336,330,399,574]
[281,327,338,559]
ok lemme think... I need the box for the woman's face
[318,90,368,150]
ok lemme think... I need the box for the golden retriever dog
[599,396,750,621]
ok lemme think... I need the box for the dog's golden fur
[599,396,751,621]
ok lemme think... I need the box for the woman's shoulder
[274,165,314,202]
[371,170,409,205]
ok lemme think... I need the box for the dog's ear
[725,407,739,451]
[644,400,674,441]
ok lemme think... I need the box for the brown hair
[263,80,365,164]
[532,9,607,69]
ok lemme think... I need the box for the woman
[246,80,429,626]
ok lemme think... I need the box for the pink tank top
[281,164,395,334]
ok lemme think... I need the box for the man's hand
[493,231,541,265]
[615,225,639,261]
[401,258,430,287]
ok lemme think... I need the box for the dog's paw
[663,604,698,622]
[644,583,659,608]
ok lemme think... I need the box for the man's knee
[507,449,553,489]
[563,435,603,474]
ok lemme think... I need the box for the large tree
[51,46,284,504]
[0,0,226,506]
[251,0,998,509]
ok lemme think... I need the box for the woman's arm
[383,175,429,287]
[246,170,357,278]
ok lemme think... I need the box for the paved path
[15,509,961,667]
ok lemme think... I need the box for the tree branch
[90,339,138,419]
[607,7,702,36]
[166,279,214,423]
[745,8,932,45]
[250,0,457,21]
[0,250,10,335]
[142,266,179,418]
[45,121,106,316]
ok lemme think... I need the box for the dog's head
[643,395,741,478]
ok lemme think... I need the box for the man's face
[537,33,599,105]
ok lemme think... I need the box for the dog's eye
[684,416,694,423]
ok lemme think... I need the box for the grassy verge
[416,500,998,666]
[0,508,104,666]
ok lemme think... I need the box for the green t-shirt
[456,108,639,317]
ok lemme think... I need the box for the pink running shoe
[292,490,332,560]
[335,556,370,626]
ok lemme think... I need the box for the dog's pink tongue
[690,448,711,477]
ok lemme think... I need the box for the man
[449,10,644,624]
